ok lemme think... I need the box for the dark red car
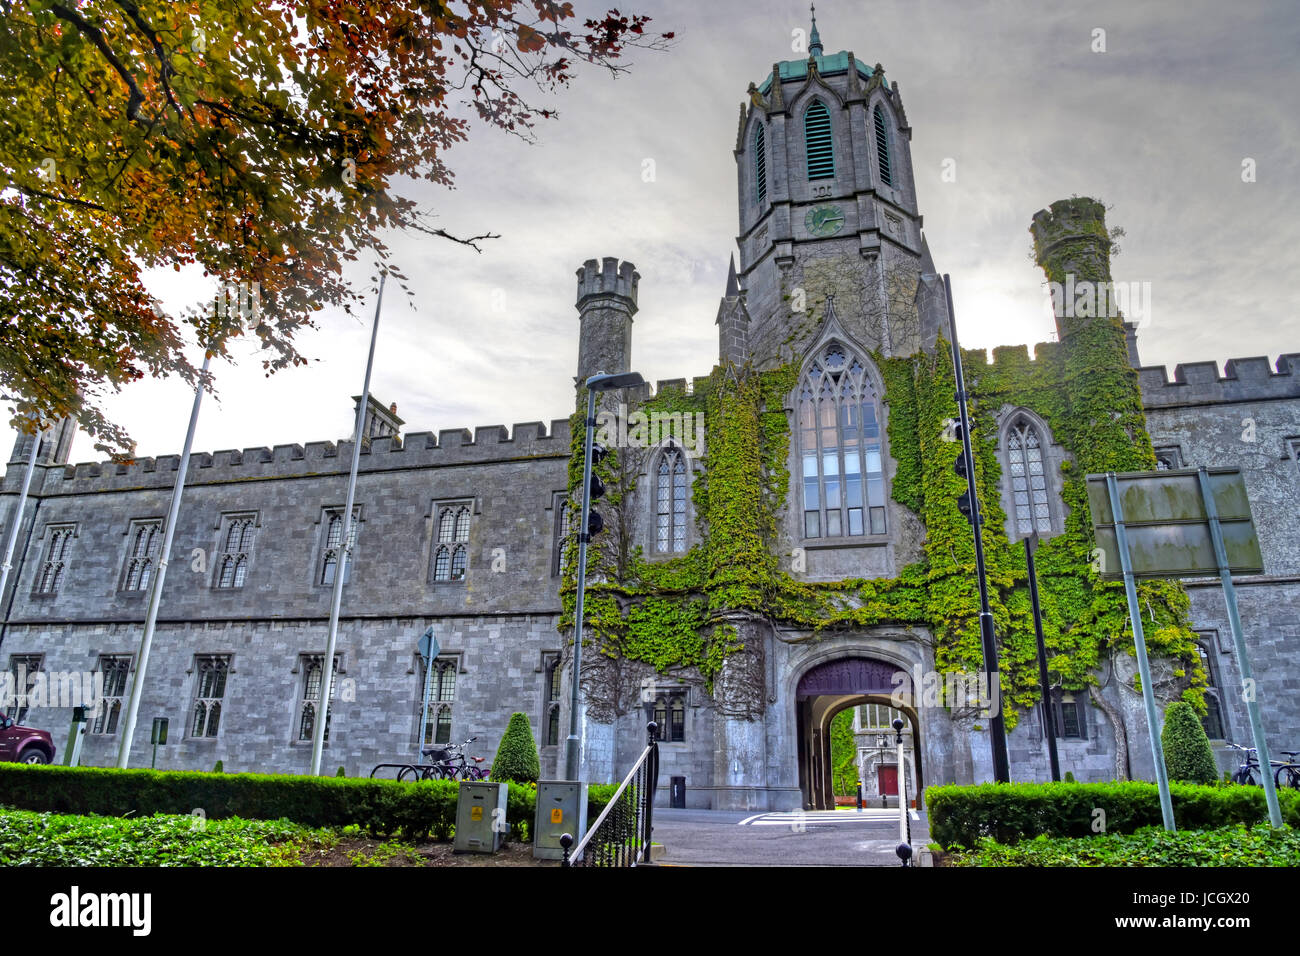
[0,712,56,764]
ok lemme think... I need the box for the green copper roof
[758,53,880,96]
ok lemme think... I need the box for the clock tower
[728,8,935,369]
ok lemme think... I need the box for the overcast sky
[17,0,1300,462]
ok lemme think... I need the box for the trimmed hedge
[1162,701,1218,785]
[0,764,617,842]
[491,712,541,784]
[926,781,1300,849]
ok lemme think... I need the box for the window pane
[804,511,820,538]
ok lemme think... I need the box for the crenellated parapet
[1137,354,1300,408]
[10,420,573,495]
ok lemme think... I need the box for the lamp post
[565,370,645,782]
[1024,533,1061,781]
[944,274,1011,783]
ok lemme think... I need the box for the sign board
[417,626,438,663]
[1085,468,1263,579]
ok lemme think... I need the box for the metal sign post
[1105,473,1176,831]
[416,626,439,758]
[1087,466,1278,831]
[1196,468,1282,828]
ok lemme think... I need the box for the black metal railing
[560,721,659,867]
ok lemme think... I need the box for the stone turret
[1030,197,1116,344]
[716,255,751,366]
[8,415,77,467]
[575,257,639,384]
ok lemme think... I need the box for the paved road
[650,807,929,867]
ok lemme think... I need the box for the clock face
[805,204,845,238]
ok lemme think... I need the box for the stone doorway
[795,656,923,811]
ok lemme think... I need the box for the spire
[808,3,823,57]
[725,254,740,298]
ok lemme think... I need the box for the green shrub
[1162,700,1218,785]
[926,780,1300,848]
[947,823,1300,867]
[1063,771,1075,783]
[0,764,613,842]
[213,760,224,773]
[490,713,541,784]
[335,766,346,778]
[0,807,323,867]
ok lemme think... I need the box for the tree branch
[48,3,146,121]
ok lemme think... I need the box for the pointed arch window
[654,445,689,553]
[804,100,835,180]
[753,125,768,203]
[798,343,887,538]
[544,655,562,747]
[433,503,472,582]
[873,104,894,187]
[190,655,229,738]
[553,497,573,577]
[320,508,359,586]
[1004,416,1055,536]
[419,659,457,745]
[122,520,161,592]
[36,525,75,594]
[215,514,256,589]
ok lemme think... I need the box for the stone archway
[795,656,923,810]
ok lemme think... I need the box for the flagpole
[310,269,385,775]
[117,350,211,768]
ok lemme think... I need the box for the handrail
[562,721,659,866]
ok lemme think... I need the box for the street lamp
[565,370,645,782]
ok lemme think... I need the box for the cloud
[13,0,1298,461]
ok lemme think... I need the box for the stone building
[2,16,1297,810]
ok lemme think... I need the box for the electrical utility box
[453,781,509,854]
[533,781,589,860]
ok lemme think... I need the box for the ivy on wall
[559,200,1204,728]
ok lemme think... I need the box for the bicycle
[1227,742,1294,787]
[1274,750,1300,790]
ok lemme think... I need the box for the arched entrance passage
[795,657,923,810]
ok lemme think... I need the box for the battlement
[1030,198,1110,256]
[17,419,573,496]
[576,257,639,310]
[1137,354,1300,408]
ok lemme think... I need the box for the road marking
[740,809,904,826]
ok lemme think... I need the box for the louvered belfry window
[873,104,894,187]
[804,100,834,180]
[754,125,768,203]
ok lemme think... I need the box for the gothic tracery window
[320,508,359,586]
[433,504,471,582]
[654,445,689,553]
[798,343,887,539]
[1004,416,1054,536]
[191,655,229,738]
[36,525,74,594]
[216,515,256,589]
[123,521,161,592]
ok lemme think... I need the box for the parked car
[0,712,56,764]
